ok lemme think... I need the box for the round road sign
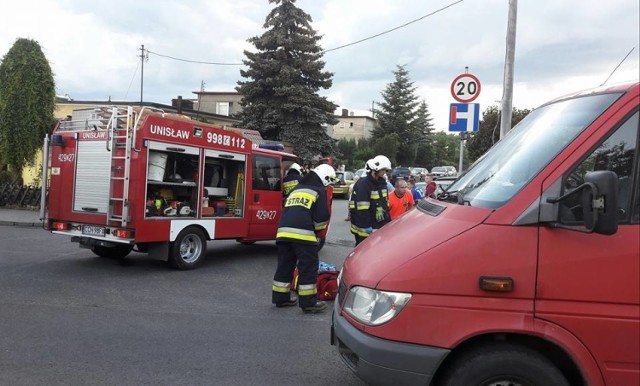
[450,73,481,103]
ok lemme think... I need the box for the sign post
[449,72,482,174]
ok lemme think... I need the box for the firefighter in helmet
[349,155,392,246]
[272,164,337,313]
[282,162,303,201]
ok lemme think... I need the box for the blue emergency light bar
[259,143,285,151]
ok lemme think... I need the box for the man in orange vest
[388,178,415,220]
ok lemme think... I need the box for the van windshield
[446,92,622,209]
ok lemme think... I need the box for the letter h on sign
[449,103,480,132]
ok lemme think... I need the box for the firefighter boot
[275,300,297,308]
[302,301,328,313]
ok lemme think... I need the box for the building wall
[194,92,244,116]
[328,116,376,141]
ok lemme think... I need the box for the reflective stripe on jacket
[349,174,389,232]
[283,172,303,198]
[276,184,330,245]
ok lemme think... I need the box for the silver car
[431,166,457,177]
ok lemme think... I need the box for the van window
[560,110,639,224]
[252,155,281,191]
[447,92,622,208]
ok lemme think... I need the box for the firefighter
[349,155,392,246]
[272,164,337,313]
[282,162,303,201]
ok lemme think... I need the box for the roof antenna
[600,46,636,86]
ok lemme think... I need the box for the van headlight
[342,286,411,326]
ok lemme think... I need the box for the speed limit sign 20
[451,73,481,103]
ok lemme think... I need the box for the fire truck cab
[42,106,299,269]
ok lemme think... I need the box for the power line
[323,0,464,53]
[145,0,464,65]
[147,50,243,65]
[124,58,140,100]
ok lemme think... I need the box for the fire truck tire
[91,244,133,259]
[169,227,207,270]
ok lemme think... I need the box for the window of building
[216,102,230,116]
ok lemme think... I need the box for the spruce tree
[413,99,435,167]
[0,38,56,180]
[236,0,337,161]
[414,99,434,137]
[372,65,420,166]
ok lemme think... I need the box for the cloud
[2,0,638,129]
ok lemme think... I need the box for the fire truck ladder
[106,106,136,227]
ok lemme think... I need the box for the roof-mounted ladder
[106,106,136,227]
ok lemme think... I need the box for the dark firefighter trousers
[272,242,319,308]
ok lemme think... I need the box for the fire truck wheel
[169,227,207,270]
[91,244,133,259]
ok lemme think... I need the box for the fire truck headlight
[343,286,411,326]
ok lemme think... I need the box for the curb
[0,220,43,227]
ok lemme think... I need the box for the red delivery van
[332,82,639,386]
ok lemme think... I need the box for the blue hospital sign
[449,103,480,132]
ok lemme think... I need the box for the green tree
[372,65,420,166]
[413,99,435,167]
[429,131,460,169]
[466,106,531,163]
[0,38,56,180]
[236,0,337,161]
[335,138,357,169]
[352,138,376,170]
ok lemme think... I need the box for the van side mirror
[546,170,618,235]
[583,170,618,235]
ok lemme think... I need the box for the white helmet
[368,155,392,172]
[288,162,302,174]
[365,159,374,171]
[313,164,337,186]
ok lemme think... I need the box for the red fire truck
[41,106,301,269]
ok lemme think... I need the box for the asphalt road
[0,198,364,385]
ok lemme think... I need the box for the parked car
[435,176,456,193]
[332,171,355,198]
[354,168,367,179]
[390,167,411,185]
[431,166,457,178]
[410,167,428,182]
[414,176,455,198]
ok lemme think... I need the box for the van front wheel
[437,343,569,386]
[169,227,206,270]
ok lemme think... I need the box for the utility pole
[500,0,518,139]
[139,44,148,106]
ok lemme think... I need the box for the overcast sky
[1,0,638,129]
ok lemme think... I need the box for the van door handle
[254,194,259,203]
